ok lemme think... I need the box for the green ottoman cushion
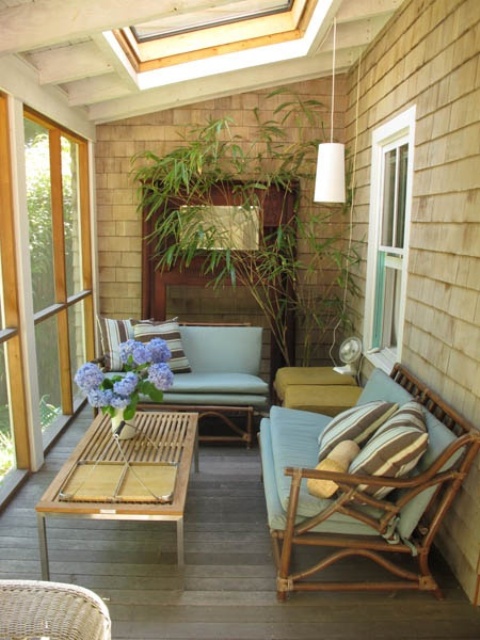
[275,366,356,401]
[283,384,363,416]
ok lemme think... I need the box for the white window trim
[364,106,416,373]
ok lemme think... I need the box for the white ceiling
[0,0,405,124]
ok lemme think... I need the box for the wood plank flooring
[1,407,480,639]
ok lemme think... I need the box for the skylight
[131,1,293,42]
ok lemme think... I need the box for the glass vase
[110,408,137,440]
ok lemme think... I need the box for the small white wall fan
[333,336,363,377]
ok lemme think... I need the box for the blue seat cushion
[260,415,380,535]
[268,406,380,529]
[166,371,268,395]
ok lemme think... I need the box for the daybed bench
[98,318,269,447]
[259,363,480,600]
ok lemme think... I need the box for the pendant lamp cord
[330,18,337,143]
[329,49,362,366]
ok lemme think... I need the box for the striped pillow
[349,400,428,498]
[318,401,399,462]
[132,319,191,373]
[97,317,134,371]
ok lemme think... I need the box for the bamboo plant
[131,90,359,366]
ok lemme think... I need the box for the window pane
[381,144,408,250]
[63,137,84,297]
[68,301,87,397]
[35,317,61,432]
[24,119,55,313]
[0,261,3,331]
[396,143,408,248]
[381,262,402,349]
[381,149,396,247]
[0,343,15,483]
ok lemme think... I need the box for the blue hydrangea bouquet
[75,338,174,432]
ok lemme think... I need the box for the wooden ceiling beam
[66,74,135,107]
[315,14,392,54]
[27,42,113,85]
[0,0,248,54]
[337,0,403,23]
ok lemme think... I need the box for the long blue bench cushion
[357,368,413,406]
[167,372,268,395]
[268,406,329,515]
[163,371,269,407]
[259,419,291,530]
[260,417,380,535]
[162,392,268,407]
[179,326,263,375]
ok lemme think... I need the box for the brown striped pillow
[132,319,191,373]
[97,317,134,371]
[318,401,399,462]
[349,400,428,499]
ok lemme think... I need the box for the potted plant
[74,338,174,439]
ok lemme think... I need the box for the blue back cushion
[179,326,263,374]
[357,368,413,406]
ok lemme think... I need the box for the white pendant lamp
[314,142,345,203]
[314,18,346,204]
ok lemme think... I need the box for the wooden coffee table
[35,410,199,580]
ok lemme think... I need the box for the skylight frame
[112,0,310,71]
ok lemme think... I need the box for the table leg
[177,517,184,566]
[194,423,199,473]
[37,513,50,580]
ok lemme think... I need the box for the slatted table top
[36,411,198,518]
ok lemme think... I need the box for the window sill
[365,350,397,375]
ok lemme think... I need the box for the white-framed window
[364,106,416,372]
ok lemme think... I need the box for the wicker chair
[0,579,111,640]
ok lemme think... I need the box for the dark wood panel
[141,182,298,385]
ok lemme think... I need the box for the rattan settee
[259,363,480,600]
[0,579,111,639]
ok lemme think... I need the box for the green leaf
[147,385,165,403]
[123,405,136,421]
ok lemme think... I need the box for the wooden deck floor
[1,408,480,639]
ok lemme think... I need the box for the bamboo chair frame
[271,364,480,600]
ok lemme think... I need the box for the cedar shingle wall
[345,0,480,602]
